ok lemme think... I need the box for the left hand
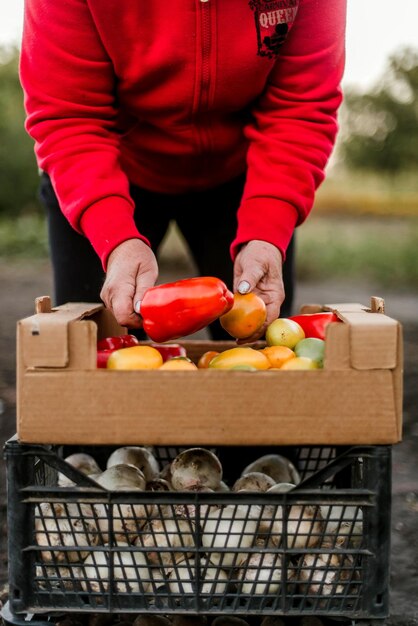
[233,240,284,343]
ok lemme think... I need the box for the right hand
[100,238,158,328]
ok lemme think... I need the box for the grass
[295,214,418,290]
[0,213,48,258]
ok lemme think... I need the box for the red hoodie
[20,0,346,269]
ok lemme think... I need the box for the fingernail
[238,281,250,294]
[134,300,141,314]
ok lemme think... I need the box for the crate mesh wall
[4,441,391,619]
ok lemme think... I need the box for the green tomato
[294,337,325,368]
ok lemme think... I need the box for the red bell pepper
[97,335,140,367]
[140,276,234,342]
[150,343,187,362]
[288,312,340,340]
[97,334,139,351]
[97,349,113,368]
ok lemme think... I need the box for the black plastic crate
[3,439,391,620]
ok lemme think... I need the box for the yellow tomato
[280,356,319,370]
[197,350,220,369]
[107,345,163,370]
[219,292,267,340]
[208,347,270,370]
[260,345,296,368]
[159,358,198,370]
[265,318,305,349]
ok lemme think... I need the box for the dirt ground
[0,258,417,625]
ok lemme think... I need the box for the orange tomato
[197,350,220,369]
[260,345,296,368]
[219,292,267,340]
[159,357,198,370]
[107,345,163,370]
[208,347,270,370]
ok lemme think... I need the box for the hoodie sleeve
[230,0,347,261]
[19,0,149,269]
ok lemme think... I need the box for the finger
[111,293,143,329]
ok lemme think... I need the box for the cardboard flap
[19,302,104,368]
[332,310,398,370]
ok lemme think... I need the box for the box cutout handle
[35,296,52,314]
[370,296,385,314]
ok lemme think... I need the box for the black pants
[39,172,295,340]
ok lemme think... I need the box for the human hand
[100,239,158,328]
[233,240,284,343]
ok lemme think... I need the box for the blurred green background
[1,45,417,290]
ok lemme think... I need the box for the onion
[170,448,223,491]
[298,543,358,602]
[168,557,229,595]
[201,504,259,568]
[58,453,101,487]
[159,462,173,485]
[80,541,159,593]
[97,464,147,490]
[35,502,98,563]
[107,447,160,483]
[138,517,195,571]
[266,503,324,549]
[35,564,82,590]
[146,478,172,492]
[172,487,214,523]
[241,454,301,485]
[237,552,283,595]
[320,505,363,548]
[233,472,276,493]
[94,465,152,543]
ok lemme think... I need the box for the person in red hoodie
[20,0,346,341]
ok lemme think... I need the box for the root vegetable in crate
[35,502,99,563]
[298,538,359,603]
[201,504,259,568]
[259,483,324,549]
[58,453,102,487]
[36,564,82,591]
[106,446,160,482]
[138,516,195,572]
[241,454,301,485]
[170,448,223,491]
[81,541,162,593]
[233,472,276,492]
[320,505,363,548]
[93,464,153,543]
[168,557,229,595]
[237,551,284,595]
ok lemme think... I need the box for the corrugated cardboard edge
[18,302,105,368]
[324,302,400,370]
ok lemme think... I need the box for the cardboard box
[16,296,403,446]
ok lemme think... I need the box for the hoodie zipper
[195,0,213,156]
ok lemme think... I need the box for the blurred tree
[0,47,41,217]
[339,46,418,174]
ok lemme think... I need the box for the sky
[0,1,417,90]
